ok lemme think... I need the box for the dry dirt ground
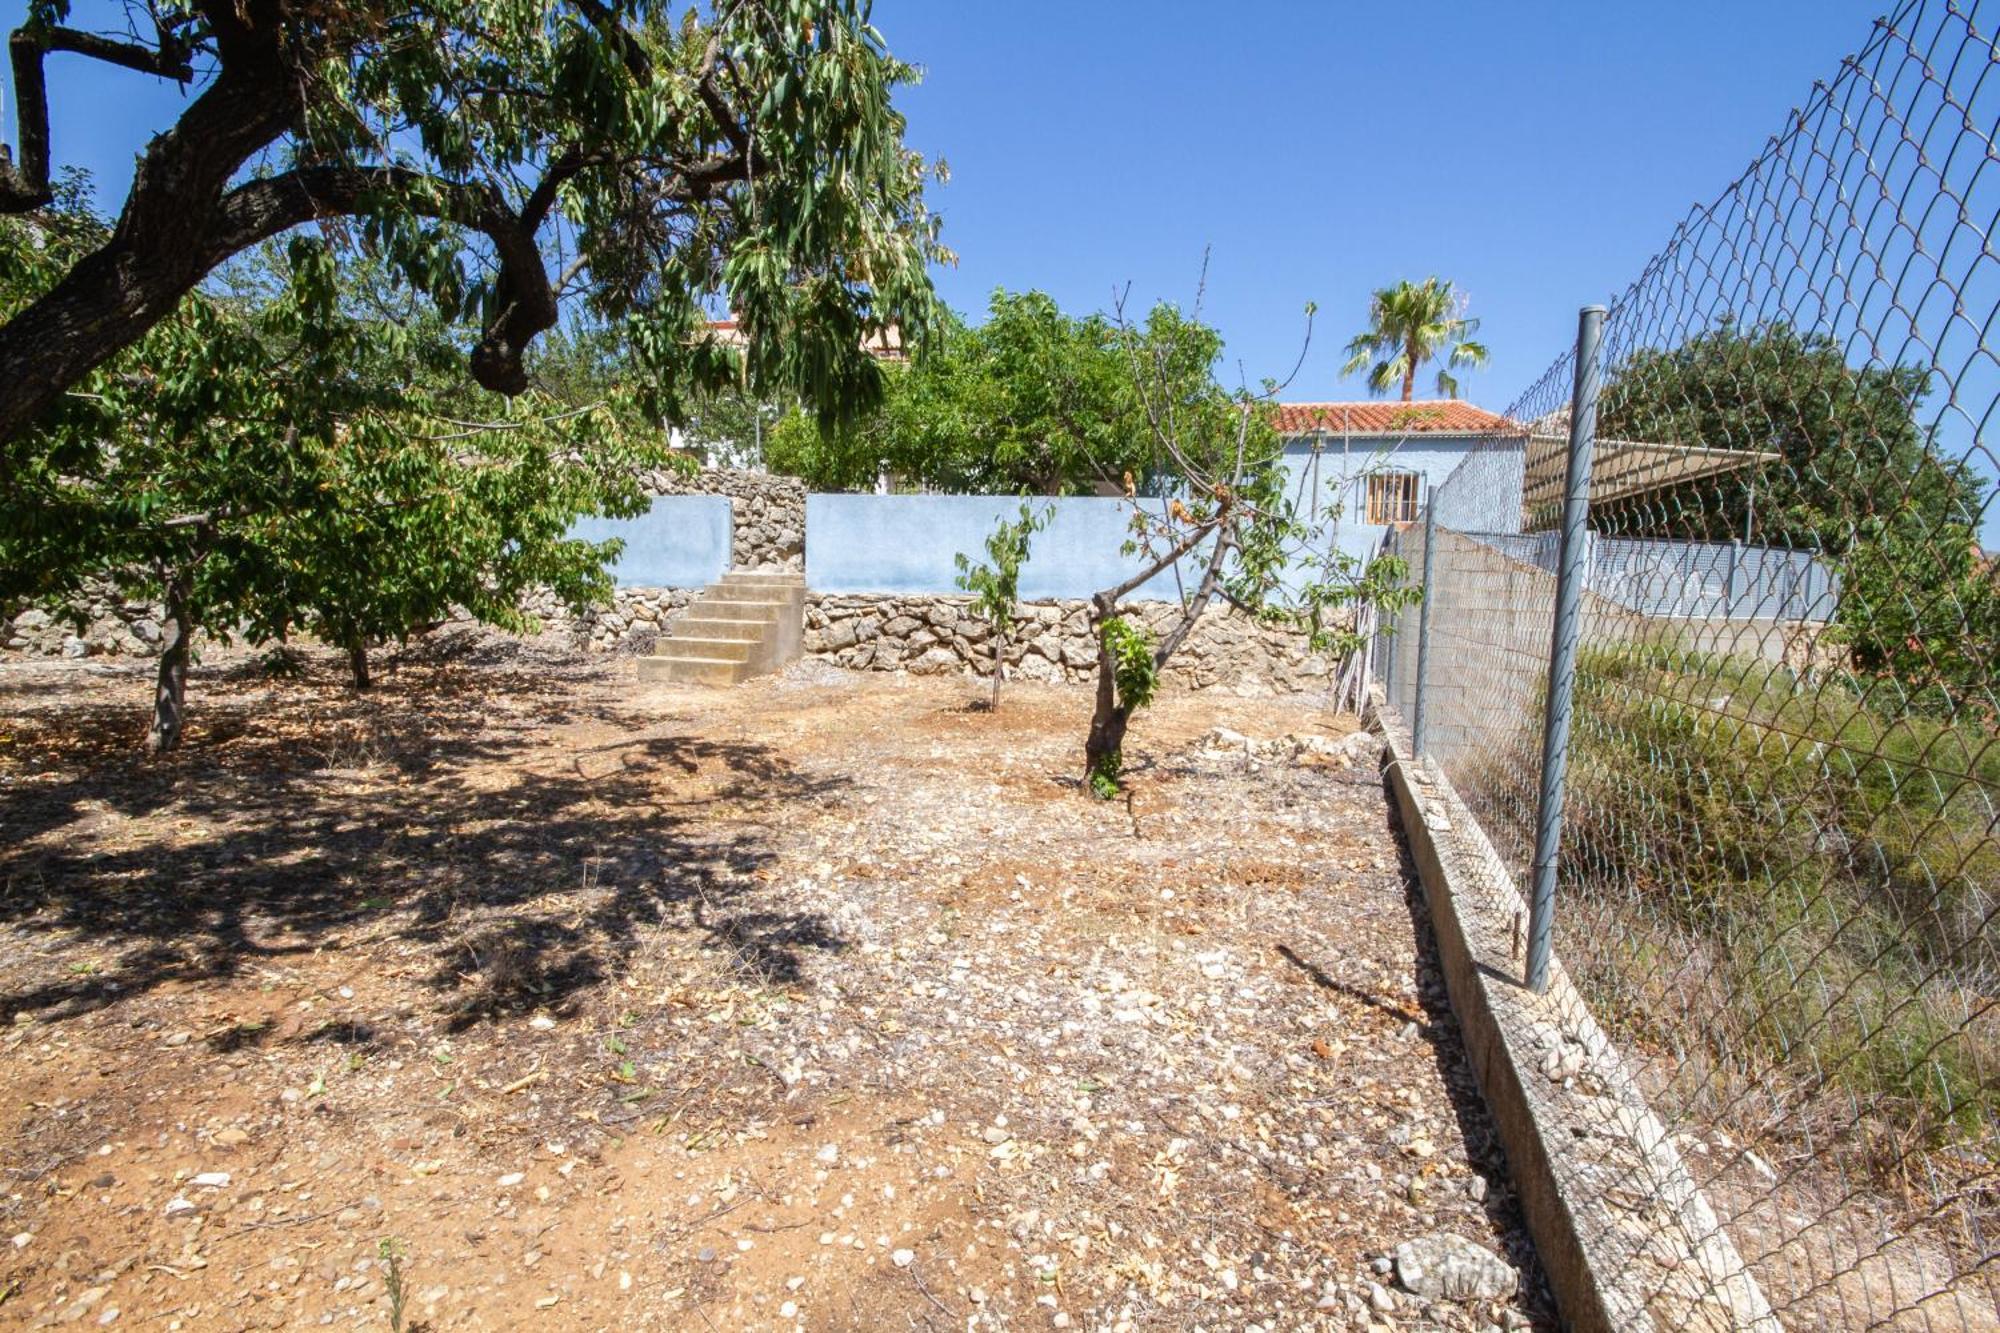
[0,634,1554,1332]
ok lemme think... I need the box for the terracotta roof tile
[1274,400,1515,436]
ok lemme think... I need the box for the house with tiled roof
[1274,400,1516,561]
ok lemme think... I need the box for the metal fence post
[1525,305,1605,994]
[1381,527,1399,699]
[1410,485,1440,760]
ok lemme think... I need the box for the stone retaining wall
[3,467,804,662]
[807,593,1339,694]
[640,466,804,571]
[4,583,167,659]
[4,580,1344,690]
[519,585,695,655]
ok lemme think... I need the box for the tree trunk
[347,637,371,690]
[989,627,1006,711]
[146,584,193,755]
[1083,632,1130,788]
[0,29,300,446]
[1401,344,1417,402]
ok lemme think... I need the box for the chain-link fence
[1375,1,1997,1325]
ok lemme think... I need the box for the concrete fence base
[1372,695,1778,1332]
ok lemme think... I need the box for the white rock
[1392,1233,1519,1303]
[190,1172,230,1189]
[163,1197,197,1218]
[890,1248,914,1268]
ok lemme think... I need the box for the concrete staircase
[636,570,805,686]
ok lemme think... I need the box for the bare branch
[1093,513,1224,609]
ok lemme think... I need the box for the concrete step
[661,636,754,663]
[636,654,749,686]
[720,569,805,584]
[694,598,786,622]
[715,580,805,607]
[638,572,804,690]
[670,616,766,641]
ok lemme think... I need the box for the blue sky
[869,0,1895,409]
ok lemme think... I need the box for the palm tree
[1341,277,1490,401]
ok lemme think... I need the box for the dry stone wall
[517,585,696,655]
[5,579,1342,688]
[5,583,167,659]
[805,593,1340,695]
[640,466,804,571]
[3,468,803,661]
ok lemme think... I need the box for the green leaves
[766,289,1253,495]
[1597,320,1991,712]
[1100,617,1159,713]
[1341,277,1485,402]
[5,0,944,438]
[954,500,1051,635]
[1,190,666,743]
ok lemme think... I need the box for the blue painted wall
[1278,433,1499,563]
[569,495,732,588]
[807,494,1198,598]
[568,437,1506,596]
[809,438,1501,599]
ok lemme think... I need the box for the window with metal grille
[1365,471,1421,526]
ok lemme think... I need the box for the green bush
[1559,638,1997,1157]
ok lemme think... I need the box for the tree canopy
[1,176,662,750]
[1341,277,1488,402]
[765,288,1261,494]
[0,0,945,445]
[1598,320,1994,711]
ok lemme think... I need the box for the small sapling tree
[1080,283,1421,796]
[954,500,1053,710]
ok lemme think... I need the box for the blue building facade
[1273,400,1518,565]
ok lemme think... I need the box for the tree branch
[1092,514,1223,609]
[211,164,559,395]
[571,0,653,83]
[1,23,194,212]
[42,25,193,79]
[1154,526,1234,664]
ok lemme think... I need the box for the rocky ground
[0,634,1554,1330]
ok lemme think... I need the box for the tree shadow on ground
[0,653,848,1036]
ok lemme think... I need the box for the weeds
[379,1237,409,1333]
[1558,638,1997,1167]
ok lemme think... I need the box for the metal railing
[1375,2,1998,1325]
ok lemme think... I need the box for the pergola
[1512,406,1776,520]
[1519,432,1777,514]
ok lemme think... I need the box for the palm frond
[1367,355,1407,395]
[1342,277,1488,398]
